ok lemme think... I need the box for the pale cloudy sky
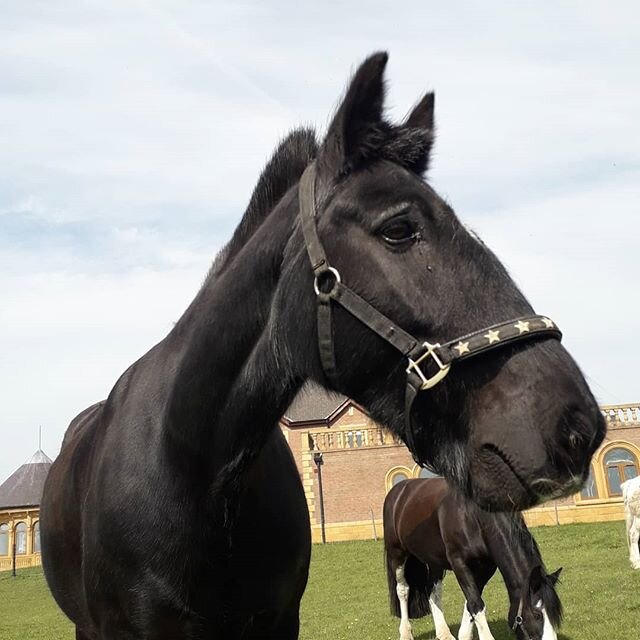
[1,1,639,480]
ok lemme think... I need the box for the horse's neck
[487,514,538,601]
[163,197,304,480]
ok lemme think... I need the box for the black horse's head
[275,52,605,511]
[511,566,563,640]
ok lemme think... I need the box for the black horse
[384,478,563,640]
[42,52,604,639]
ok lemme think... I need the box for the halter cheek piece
[512,599,533,640]
[298,162,562,466]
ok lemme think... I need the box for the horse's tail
[385,549,433,619]
[384,543,401,617]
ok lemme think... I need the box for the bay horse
[42,51,603,639]
[384,478,563,640]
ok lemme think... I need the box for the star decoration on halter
[454,341,470,356]
[541,317,555,328]
[484,329,501,344]
[514,320,530,334]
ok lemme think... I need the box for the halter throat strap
[298,162,562,466]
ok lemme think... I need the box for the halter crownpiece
[298,162,562,466]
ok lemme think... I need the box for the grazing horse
[622,476,640,569]
[42,51,603,639]
[384,478,563,640]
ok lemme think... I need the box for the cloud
[0,0,638,479]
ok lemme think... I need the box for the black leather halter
[298,162,562,466]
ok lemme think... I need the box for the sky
[1,1,639,481]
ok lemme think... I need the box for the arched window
[579,465,599,500]
[15,522,27,555]
[0,523,8,556]
[604,448,639,496]
[386,466,412,491]
[392,471,409,486]
[33,521,41,554]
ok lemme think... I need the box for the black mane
[207,127,318,279]
[506,514,564,627]
[539,575,564,628]
[348,122,434,175]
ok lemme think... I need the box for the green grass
[0,566,71,639]
[300,521,640,640]
[1,522,639,639]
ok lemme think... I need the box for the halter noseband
[298,163,562,466]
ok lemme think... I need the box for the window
[15,522,27,555]
[33,521,41,554]
[392,471,409,486]
[346,430,364,448]
[579,465,599,500]
[604,448,639,496]
[386,466,412,491]
[0,524,8,556]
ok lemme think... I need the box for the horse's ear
[317,51,388,177]
[527,565,544,595]
[405,92,434,131]
[400,93,435,175]
[548,567,563,586]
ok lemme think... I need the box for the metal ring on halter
[313,266,341,296]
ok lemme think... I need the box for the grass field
[1,522,639,639]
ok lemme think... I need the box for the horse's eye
[380,220,417,245]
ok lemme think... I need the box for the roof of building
[0,449,53,510]
[283,383,350,423]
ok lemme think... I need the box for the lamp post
[313,452,326,544]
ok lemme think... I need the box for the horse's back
[383,478,449,555]
[40,401,105,629]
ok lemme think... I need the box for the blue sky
[1,1,639,480]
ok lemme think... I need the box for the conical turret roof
[0,449,53,510]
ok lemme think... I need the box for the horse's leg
[270,609,300,640]
[395,561,414,640]
[428,580,455,640]
[458,603,474,640]
[75,629,92,640]
[630,516,640,569]
[449,558,495,640]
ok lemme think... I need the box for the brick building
[280,385,640,543]
[0,449,52,572]
[1,394,637,572]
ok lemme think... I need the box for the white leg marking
[541,605,558,640]
[428,581,454,640]
[457,602,474,640]
[395,564,413,640]
[629,517,640,570]
[473,607,496,640]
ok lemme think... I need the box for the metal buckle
[313,266,341,295]
[406,342,451,390]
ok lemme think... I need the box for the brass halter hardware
[406,342,452,390]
